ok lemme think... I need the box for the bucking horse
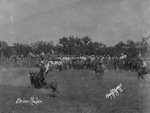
[29,61,59,96]
[29,62,51,88]
[29,70,48,88]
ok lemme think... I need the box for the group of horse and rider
[29,56,107,88]
[136,58,150,80]
[93,54,150,80]
[29,60,51,88]
[29,52,150,90]
[29,60,59,95]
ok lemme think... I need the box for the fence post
[29,57,30,67]
[0,47,3,67]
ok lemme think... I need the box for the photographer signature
[106,83,123,99]
[15,97,42,105]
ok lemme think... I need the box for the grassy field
[0,67,147,113]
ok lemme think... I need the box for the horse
[136,67,150,80]
[94,62,105,80]
[133,59,150,80]
[29,62,51,88]
[29,71,48,88]
[29,71,39,88]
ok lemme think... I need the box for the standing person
[47,52,50,61]
[57,60,62,72]
[142,59,147,73]
[51,49,54,55]
[138,52,142,59]
[13,51,17,67]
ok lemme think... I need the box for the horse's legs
[102,71,104,78]
[95,73,97,80]
[97,72,99,79]
[98,71,101,79]
[95,72,98,80]
[142,75,144,80]
[96,73,98,80]
[99,71,102,79]
[98,72,100,79]
[138,74,140,80]
[37,79,42,88]
[30,76,33,85]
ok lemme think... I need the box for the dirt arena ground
[0,67,148,113]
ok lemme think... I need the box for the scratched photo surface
[0,0,150,113]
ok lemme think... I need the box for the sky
[0,0,150,46]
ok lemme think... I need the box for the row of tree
[0,36,149,58]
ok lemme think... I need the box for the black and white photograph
[0,0,150,113]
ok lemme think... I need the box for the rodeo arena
[1,42,150,113]
[1,1,150,113]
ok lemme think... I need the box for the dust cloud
[0,67,30,87]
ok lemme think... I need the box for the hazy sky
[0,0,150,45]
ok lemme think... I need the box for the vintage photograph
[0,0,150,113]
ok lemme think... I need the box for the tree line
[0,35,150,58]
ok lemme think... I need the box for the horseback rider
[39,61,46,81]
[40,60,51,78]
